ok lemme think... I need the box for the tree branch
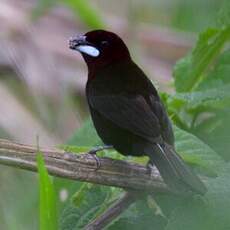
[85,191,138,230]
[0,138,170,193]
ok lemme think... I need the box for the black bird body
[69,30,206,194]
[86,60,174,155]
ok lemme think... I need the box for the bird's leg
[146,160,152,174]
[88,145,113,170]
[88,145,113,155]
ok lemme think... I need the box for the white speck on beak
[76,45,100,57]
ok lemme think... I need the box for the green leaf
[62,0,105,29]
[168,84,230,111]
[217,0,230,27]
[174,125,223,175]
[196,49,230,90]
[37,153,58,230]
[168,50,230,110]
[165,163,230,230]
[173,26,230,92]
[108,199,167,230]
[191,109,230,160]
[60,184,121,230]
[168,47,230,159]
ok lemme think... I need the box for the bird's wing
[89,94,162,143]
[148,95,175,145]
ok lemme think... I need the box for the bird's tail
[147,143,207,195]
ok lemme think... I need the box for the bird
[69,30,206,195]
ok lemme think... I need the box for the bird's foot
[146,161,157,177]
[88,145,113,155]
[88,145,113,170]
[146,162,153,175]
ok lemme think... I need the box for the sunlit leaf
[37,153,58,230]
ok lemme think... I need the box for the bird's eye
[101,41,109,46]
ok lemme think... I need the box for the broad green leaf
[174,125,223,175]
[37,153,58,230]
[165,163,230,230]
[168,47,230,159]
[173,26,230,92]
[62,0,105,29]
[192,110,230,161]
[196,49,230,90]
[168,84,230,111]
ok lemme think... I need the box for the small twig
[85,191,138,230]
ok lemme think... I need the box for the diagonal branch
[0,138,170,194]
[85,191,138,230]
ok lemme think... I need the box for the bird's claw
[88,145,113,170]
[88,153,101,170]
[146,161,157,177]
[88,149,98,155]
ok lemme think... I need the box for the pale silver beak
[69,35,100,57]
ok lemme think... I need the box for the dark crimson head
[69,30,131,73]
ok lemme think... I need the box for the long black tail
[147,143,207,195]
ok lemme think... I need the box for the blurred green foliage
[62,0,105,29]
[0,167,38,230]
[32,0,105,29]
[32,0,225,32]
[170,0,222,32]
